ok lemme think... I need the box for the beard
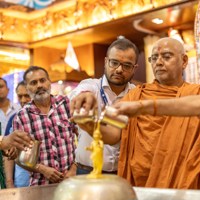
[105,73,132,86]
[29,88,51,102]
[108,79,127,86]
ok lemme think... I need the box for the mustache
[111,74,124,79]
[35,88,49,94]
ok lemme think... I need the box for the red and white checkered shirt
[13,95,76,186]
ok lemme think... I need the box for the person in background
[4,81,31,188]
[0,77,21,189]
[68,37,139,174]
[70,37,200,189]
[13,66,76,186]
[0,77,20,136]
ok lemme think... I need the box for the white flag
[64,42,80,71]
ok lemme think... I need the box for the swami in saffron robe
[118,81,200,189]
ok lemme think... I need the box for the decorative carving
[0,0,177,43]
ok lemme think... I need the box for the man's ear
[133,64,139,73]
[182,54,188,70]
[104,57,108,69]
[104,57,107,64]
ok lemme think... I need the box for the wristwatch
[0,135,4,150]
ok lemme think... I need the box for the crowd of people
[1,37,200,190]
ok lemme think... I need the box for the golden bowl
[53,174,137,200]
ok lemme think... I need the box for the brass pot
[100,106,129,129]
[16,140,40,168]
[72,108,96,124]
[53,175,137,200]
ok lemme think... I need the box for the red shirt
[13,95,76,185]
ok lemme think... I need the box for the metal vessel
[100,106,129,129]
[64,107,133,200]
[73,106,128,129]
[53,174,137,200]
[16,140,40,168]
[72,108,96,124]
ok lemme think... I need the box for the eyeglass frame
[148,52,185,64]
[106,57,137,72]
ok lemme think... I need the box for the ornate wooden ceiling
[0,0,198,78]
[0,0,198,49]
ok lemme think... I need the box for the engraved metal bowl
[53,174,137,200]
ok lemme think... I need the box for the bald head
[152,37,185,54]
[149,37,188,87]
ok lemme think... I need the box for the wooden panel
[29,0,198,50]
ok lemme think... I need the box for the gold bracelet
[6,180,13,185]
[153,98,157,116]
[6,180,13,183]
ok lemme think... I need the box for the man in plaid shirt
[13,66,76,186]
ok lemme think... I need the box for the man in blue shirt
[4,81,31,188]
[0,77,20,136]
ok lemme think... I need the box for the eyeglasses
[107,58,135,72]
[148,52,176,64]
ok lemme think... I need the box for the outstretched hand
[112,101,142,117]
[1,130,33,151]
[70,91,97,116]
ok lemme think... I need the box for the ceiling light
[58,80,63,85]
[151,18,163,24]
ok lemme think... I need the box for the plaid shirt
[13,95,76,186]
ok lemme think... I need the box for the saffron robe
[118,81,200,189]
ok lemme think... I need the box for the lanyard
[100,77,108,106]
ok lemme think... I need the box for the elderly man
[70,37,200,189]
[13,66,76,186]
[68,37,138,174]
[4,81,31,188]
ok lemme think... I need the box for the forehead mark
[157,46,162,51]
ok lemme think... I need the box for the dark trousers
[76,166,91,175]
[76,163,117,175]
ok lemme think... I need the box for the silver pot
[72,108,96,124]
[100,106,129,129]
[72,106,128,129]
[53,175,137,200]
[16,140,40,168]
